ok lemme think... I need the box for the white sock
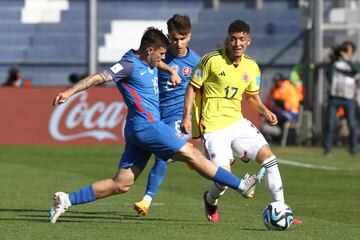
[143,195,152,205]
[206,182,228,206]
[262,156,284,202]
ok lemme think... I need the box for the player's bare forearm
[71,70,112,94]
[183,84,196,120]
[181,84,197,133]
[245,93,278,125]
[53,70,112,106]
[245,93,265,113]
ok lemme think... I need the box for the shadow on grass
[0,208,269,231]
[0,208,200,224]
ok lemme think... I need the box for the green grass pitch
[0,145,359,239]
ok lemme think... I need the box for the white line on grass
[278,158,340,171]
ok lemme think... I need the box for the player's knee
[185,145,203,164]
[174,143,197,162]
[113,180,133,194]
[115,184,132,194]
[256,145,275,163]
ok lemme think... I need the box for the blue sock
[69,185,96,205]
[212,167,241,190]
[145,158,168,198]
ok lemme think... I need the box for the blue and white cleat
[49,192,71,223]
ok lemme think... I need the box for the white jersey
[330,60,357,100]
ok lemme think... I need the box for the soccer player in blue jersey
[133,14,201,216]
[49,27,260,224]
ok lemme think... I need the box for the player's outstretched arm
[245,93,278,126]
[53,70,113,106]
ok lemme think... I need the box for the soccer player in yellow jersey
[181,20,285,223]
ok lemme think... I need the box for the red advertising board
[0,87,126,145]
[0,87,261,145]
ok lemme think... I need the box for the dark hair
[333,44,348,60]
[167,14,191,35]
[3,67,20,86]
[139,27,170,50]
[342,41,356,54]
[68,73,86,84]
[228,20,250,35]
[273,73,286,82]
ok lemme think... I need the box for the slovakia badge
[182,67,192,77]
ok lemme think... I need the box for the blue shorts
[162,116,184,137]
[119,121,187,171]
[155,116,186,162]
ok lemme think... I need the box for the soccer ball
[262,202,293,231]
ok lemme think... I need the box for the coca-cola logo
[49,91,127,141]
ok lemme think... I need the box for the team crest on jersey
[182,67,192,77]
[242,72,250,82]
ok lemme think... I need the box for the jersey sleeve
[105,59,134,83]
[190,58,210,89]
[245,64,261,95]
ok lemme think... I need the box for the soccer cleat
[239,173,259,198]
[134,200,150,216]
[49,192,71,223]
[242,168,265,198]
[243,173,255,198]
[203,191,219,222]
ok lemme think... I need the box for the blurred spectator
[3,68,22,87]
[2,67,31,88]
[261,73,301,141]
[324,41,360,156]
[343,41,356,60]
[266,73,301,123]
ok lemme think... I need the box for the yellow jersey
[191,48,261,136]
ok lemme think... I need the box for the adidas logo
[218,71,226,76]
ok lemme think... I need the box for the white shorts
[203,119,268,166]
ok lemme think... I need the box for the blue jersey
[106,49,160,125]
[158,48,200,120]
